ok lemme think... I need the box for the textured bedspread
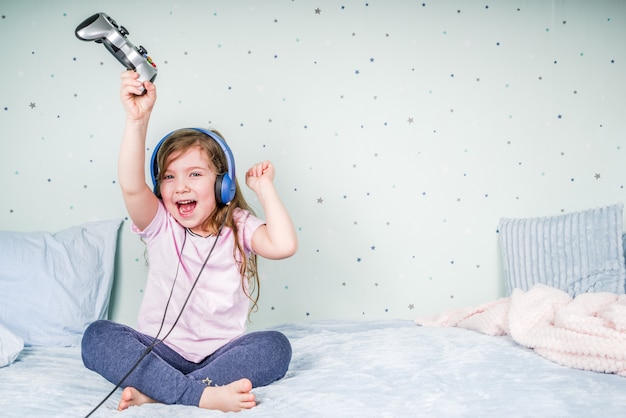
[1,319,625,417]
[415,284,626,376]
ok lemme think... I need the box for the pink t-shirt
[132,202,265,362]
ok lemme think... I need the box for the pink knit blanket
[415,284,626,376]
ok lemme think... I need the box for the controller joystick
[75,12,157,93]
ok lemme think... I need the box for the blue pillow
[0,322,23,367]
[623,233,626,274]
[0,219,122,346]
[498,203,626,297]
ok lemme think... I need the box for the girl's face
[159,146,217,234]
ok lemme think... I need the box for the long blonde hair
[154,128,260,316]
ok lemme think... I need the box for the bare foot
[118,386,158,411]
[199,378,256,412]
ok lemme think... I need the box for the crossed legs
[81,320,291,411]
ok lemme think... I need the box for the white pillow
[0,219,122,346]
[0,322,24,367]
[498,203,626,297]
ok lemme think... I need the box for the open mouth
[177,200,197,217]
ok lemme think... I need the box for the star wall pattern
[0,0,625,330]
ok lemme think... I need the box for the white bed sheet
[1,319,624,417]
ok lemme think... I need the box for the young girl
[81,71,298,413]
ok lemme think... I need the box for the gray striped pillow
[498,203,626,297]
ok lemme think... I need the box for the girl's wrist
[125,115,151,128]
[254,182,280,206]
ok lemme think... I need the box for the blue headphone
[150,128,236,205]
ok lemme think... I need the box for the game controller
[75,12,157,93]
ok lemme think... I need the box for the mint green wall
[1,0,625,330]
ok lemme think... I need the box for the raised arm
[246,161,298,260]
[117,71,159,231]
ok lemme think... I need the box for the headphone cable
[84,219,226,417]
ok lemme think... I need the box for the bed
[2,319,626,418]
[2,204,626,417]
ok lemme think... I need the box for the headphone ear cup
[215,173,234,205]
[214,173,224,205]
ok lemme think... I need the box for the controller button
[138,46,148,55]
[120,26,129,37]
[144,55,157,68]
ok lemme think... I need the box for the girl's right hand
[120,70,157,121]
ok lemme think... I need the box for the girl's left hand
[246,161,275,191]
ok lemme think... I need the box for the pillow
[498,203,626,297]
[623,233,626,271]
[0,219,122,346]
[0,322,24,367]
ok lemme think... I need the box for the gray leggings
[81,320,292,406]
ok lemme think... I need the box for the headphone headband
[150,128,236,205]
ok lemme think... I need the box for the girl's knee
[265,331,292,373]
[81,320,116,369]
[82,320,108,347]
